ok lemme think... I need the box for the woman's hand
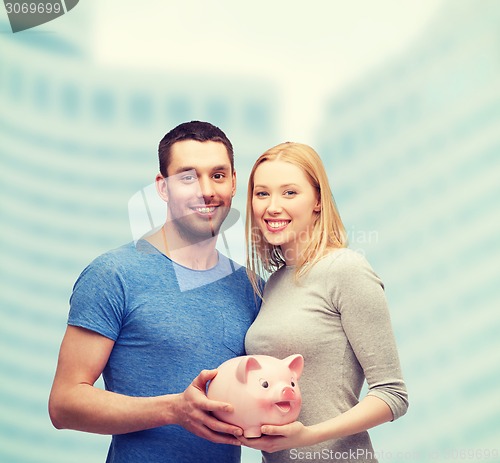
[238,397,395,453]
[238,421,316,453]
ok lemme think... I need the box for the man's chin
[175,220,223,243]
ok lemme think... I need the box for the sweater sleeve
[330,251,409,420]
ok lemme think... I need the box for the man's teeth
[195,207,216,214]
[268,221,289,229]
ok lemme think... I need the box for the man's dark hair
[158,121,234,176]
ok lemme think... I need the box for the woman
[242,142,408,462]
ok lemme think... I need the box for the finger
[197,424,242,446]
[203,412,242,436]
[206,430,242,446]
[261,424,287,436]
[237,435,263,445]
[192,369,218,389]
[191,396,233,414]
[198,396,234,414]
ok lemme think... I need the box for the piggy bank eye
[291,380,296,387]
[259,379,269,388]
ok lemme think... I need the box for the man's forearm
[49,383,179,435]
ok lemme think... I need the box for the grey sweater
[245,248,408,463]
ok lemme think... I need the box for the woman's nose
[266,196,283,215]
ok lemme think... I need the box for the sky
[91,0,445,140]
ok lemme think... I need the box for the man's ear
[231,169,237,198]
[155,173,169,202]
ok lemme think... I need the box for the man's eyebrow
[171,167,196,175]
[211,165,231,172]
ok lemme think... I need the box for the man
[49,121,260,463]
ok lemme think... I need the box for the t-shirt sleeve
[331,251,409,421]
[68,254,126,341]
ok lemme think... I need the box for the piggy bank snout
[281,386,297,401]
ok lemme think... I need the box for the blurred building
[315,0,500,458]
[0,11,278,462]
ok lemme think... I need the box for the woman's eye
[255,191,269,197]
[284,190,297,196]
[181,175,197,183]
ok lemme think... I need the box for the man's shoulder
[83,241,154,276]
[89,241,136,265]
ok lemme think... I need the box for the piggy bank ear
[236,356,262,384]
[284,354,304,380]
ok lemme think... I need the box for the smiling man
[49,121,260,463]
[149,136,236,266]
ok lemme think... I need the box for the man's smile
[190,205,219,217]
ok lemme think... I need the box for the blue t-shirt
[68,240,260,463]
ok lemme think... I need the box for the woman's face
[252,159,320,265]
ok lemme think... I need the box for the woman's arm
[238,395,392,453]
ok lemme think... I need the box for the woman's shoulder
[319,247,383,291]
[320,247,370,270]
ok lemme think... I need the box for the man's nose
[196,177,215,200]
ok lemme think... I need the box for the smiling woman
[243,142,408,463]
[246,142,347,284]
[251,160,321,265]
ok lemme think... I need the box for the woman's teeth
[268,221,288,229]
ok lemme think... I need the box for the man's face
[163,139,236,242]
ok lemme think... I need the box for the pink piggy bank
[207,354,304,438]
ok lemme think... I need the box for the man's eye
[213,173,225,180]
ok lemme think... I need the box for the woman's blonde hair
[246,142,348,297]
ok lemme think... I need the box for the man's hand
[173,369,243,445]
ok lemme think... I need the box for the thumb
[261,423,294,436]
[193,369,218,389]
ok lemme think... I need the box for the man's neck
[146,224,219,270]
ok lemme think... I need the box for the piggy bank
[207,354,304,438]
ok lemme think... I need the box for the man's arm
[48,326,242,445]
